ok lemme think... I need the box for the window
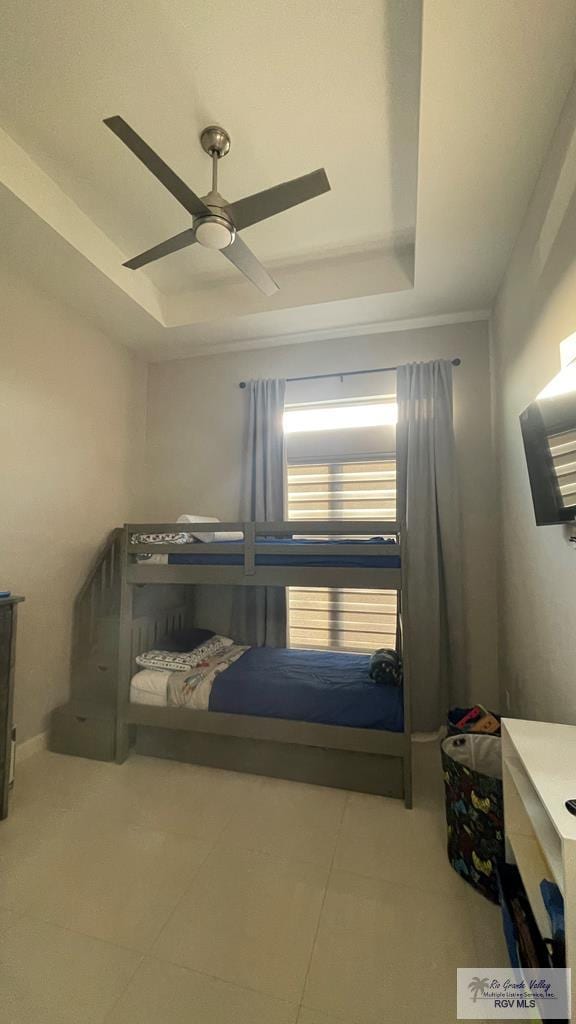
[286,451,397,654]
[284,399,398,434]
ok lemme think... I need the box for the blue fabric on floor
[540,879,565,939]
[209,646,404,731]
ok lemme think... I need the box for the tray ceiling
[0,0,575,358]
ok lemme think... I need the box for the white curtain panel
[233,378,287,647]
[396,360,467,732]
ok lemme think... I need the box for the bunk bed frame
[66,520,412,807]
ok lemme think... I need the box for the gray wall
[0,266,147,742]
[491,79,576,724]
[145,320,498,710]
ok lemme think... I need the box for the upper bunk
[125,520,402,590]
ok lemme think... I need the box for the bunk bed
[57,520,412,806]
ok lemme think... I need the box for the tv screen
[520,373,576,526]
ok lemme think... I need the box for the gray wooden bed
[62,520,412,807]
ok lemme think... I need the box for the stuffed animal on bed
[369,648,403,686]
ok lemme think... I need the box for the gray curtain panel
[396,360,467,732]
[232,378,288,647]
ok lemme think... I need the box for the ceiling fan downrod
[200,124,231,199]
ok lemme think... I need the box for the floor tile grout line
[142,808,347,1016]
[97,951,146,1024]
[147,836,340,1002]
[8,825,220,961]
[7,784,342,963]
[3,907,152,960]
[144,827,221,954]
[98,952,300,1023]
[146,946,304,1009]
[211,836,338,869]
[0,912,147,1024]
[320,862,471,902]
[139,782,253,953]
[296,790,351,1020]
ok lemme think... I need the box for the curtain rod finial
[452,358,461,367]
[239,381,247,389]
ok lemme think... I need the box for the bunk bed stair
[49,528,193,761]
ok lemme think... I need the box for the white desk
[502,718,576,1015]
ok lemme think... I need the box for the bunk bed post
[399,525,413,808]
[115,525,133,763]
[244,521,256,575]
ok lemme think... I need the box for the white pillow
[176,515,243,543]
[177,514,221,523]
[177,514,220,542]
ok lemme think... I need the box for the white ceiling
[0,0,575,359]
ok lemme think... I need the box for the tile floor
[0,741,508,1023]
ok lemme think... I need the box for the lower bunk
[124,629,411,805]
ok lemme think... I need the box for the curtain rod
[238,357,461,388]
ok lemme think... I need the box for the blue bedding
[169,536,400,569]
[209,646,404,732]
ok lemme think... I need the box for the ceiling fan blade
[123,228,197,270]
[221,235,278,295]
[104,116,209,219]
[226,168,330,231]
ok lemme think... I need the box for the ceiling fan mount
[199,124,231,159]
[103,114,331,295]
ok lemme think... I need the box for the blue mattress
[169,536,400,569]
[209,646,404,732]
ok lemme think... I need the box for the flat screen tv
[520,367,576,525]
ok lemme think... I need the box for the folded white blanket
[177,514,243,543]
[131,668,170,696]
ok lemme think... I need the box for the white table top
[503,717,576,843]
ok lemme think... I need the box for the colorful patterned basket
[441,734,504,903]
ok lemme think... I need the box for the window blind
[287,459,396,521]
[287,457,397,654]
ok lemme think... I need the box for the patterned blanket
[166,643,248,710]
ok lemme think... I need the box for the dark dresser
[0,596,24,820]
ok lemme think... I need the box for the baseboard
[16,730,48,764]
[412,727,446,743]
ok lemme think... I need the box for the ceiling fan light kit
[103,115,331,295]
[194,217,235,250]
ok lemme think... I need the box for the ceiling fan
[103,117,331,296]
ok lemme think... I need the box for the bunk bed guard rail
[125,520,401,577]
